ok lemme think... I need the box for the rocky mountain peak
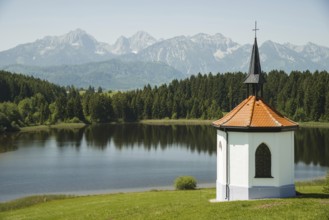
[129,31,157,53]
[58,29,98,48]
[110,31,157,54]
[111,36,131,54]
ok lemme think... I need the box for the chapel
[212,23,299,201]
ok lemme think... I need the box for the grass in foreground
[0,185,328,220]
[0,195,74,212]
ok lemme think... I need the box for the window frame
[254,143,273,178]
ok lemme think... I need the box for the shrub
[68,117,81,123]
[174,176,197,190]
[323,171,329,194]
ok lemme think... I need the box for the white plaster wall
[216,130,226,184]
[216,130,227,201]
[229,132,249,187]
[278,131,295,185]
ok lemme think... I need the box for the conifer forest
[1,70,329,133]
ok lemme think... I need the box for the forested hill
[119,70,329,122]
[0,70,81,132]
[0,70,66,103]
[1,70,329,133]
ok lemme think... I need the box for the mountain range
[1,29,329,89]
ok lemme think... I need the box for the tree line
[1,70,329,133]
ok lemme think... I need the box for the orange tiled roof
[212,96,298,130]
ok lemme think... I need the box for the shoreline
[5,120,329,134]
[19,123,87,133]
[0,183,215,203]
[139,119,213,125]
[298,121,329,128]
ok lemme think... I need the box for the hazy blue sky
[0,0,328,51]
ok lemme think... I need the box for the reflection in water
[0,130,52,153]
[84,124,216,154]
[0,124,328,166]
[54,128,85,148]
[295,127,329,167]
[0,135,18,153]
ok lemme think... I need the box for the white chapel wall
[277,131,295,185]
[228,132,249,187]
[217,130,227,184]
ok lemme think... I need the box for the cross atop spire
[252,21,259,38]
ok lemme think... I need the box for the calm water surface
[0,124,328,202]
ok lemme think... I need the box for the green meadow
[1,181,328,220]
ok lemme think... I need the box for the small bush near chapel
[323,171,329,194]
[174,176,197,190]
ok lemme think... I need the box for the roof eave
[212,124,299,132]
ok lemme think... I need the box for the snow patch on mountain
[214,45,240,60]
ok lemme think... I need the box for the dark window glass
[255,143,272,178]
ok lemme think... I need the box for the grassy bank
[19,123,86,132]
[299,121,329,128]
[13,120,329,134]
[140,119,213,125]
[1,184,328,220]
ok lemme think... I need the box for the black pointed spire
[243,21,265,97]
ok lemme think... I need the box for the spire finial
[252,21,259,38]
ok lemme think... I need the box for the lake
[0,124,328,202]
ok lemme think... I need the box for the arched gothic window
[255,143,272,178]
